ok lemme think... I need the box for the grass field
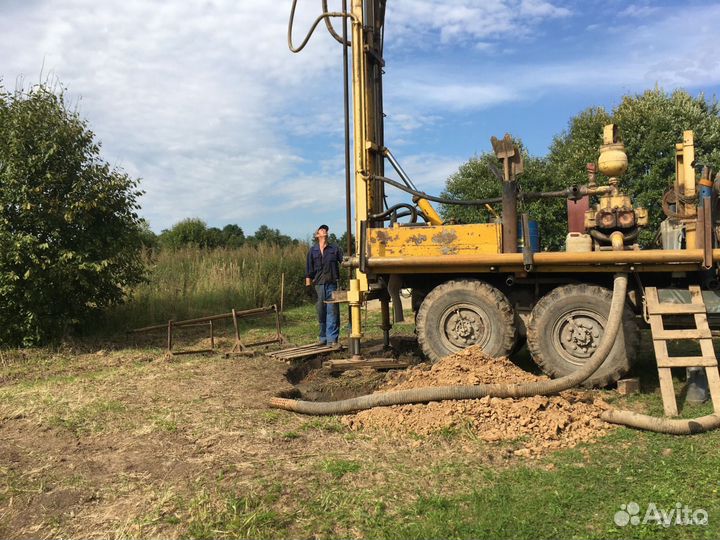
[91,245,310,334]
[1,300,720,539]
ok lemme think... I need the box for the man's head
[316,224,329,241]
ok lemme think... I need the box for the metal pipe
[342,0,352,258]
[323,0,351,45]
[130,306,276,333]
[610,231,624,251]
[366,249,719,269]
[383,147,417,190]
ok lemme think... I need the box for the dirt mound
[342,346,613,456]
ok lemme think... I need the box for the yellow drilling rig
[288,0,720,393]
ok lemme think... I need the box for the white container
[565,232,592,252]
[660,219,683,250]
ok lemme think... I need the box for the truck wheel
[526,283,638,387]
[416,280,516,363]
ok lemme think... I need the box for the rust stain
[375,231,390,244]
[432,230,458,245]
[405,234,427,246]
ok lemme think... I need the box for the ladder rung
[652,328,712,340]
[647,303,707,315]
[656,356,718,368]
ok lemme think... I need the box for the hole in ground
[279,336,422,402]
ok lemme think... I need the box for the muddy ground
[0,335,641,538]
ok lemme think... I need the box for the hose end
[269,397,299,411]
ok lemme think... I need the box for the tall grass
[98,244,308,331]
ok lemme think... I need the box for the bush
[0,84,145,345]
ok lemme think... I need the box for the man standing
[305,224,343,346]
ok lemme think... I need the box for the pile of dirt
[342,346,613,456]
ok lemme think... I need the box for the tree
[441,89,720,250]
[548,89,720,245]
[0,84,145,345]
[247,225,295,247]
[440,150,565,250]
[159,218,211,248]
[137,219,159,250]
[338,230,355,254]
[221,224,245,248]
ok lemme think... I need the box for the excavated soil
[342,346,614,456]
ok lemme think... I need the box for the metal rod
[130,306,276,333]
[502,180,518,254]
[274,305,282,341]
[704,196,713,268]
[209,320,214,350]
[232,308,240,341]
[167,320,173,352]
[367,249,720,269]
[384,147,417,190]
[172,349,214,356]
[343,0,352,257]
[245,337,284,348]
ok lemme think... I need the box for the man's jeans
[315,283,340,343]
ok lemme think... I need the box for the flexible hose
[288,0,353,53]
[374,176,582,208]
[269,274,628,415]
[322,0,351,46]
[601,409,720,435]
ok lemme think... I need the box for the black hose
[374,176,581,208]
[375,176,503,206]
[369,203,418,223]
[589,228,640,244]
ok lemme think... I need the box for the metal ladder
[645,286,720,416]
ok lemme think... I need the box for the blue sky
[2,0,720,240]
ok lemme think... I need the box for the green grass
[290,428,720,539]
[321,459,361,479]
[182,488,293,540]
[94,244,309,332]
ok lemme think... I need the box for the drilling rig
[287,0,720,394]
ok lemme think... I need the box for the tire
[416,280,516,363]
[526,283,638,387]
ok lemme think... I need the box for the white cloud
[0,0,341,232]
[386,4,720,111]
[618,4,659,18]
[1,0,719,237]
[387,0,570,46]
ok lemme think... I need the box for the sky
[2,0,720,239]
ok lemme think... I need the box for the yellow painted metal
[363,264,699,274]
[351,0,368,257]
[348,278,362,338]
[610,231,624,250]
[366,248,720,270]
[415,198,443,225]
[367,223,502,258]
[676,130,697,248]
[598,124,628,177]
[349,0,369,344]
